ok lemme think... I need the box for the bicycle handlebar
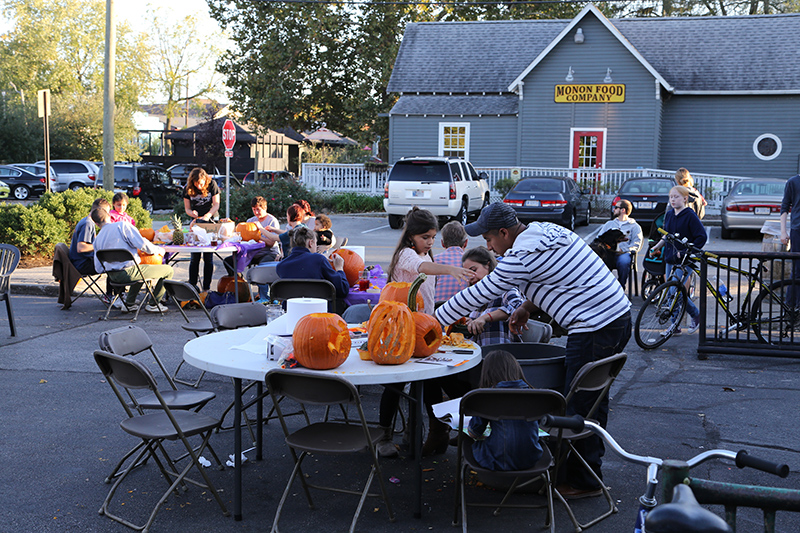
[656,227,718,259]
[544,415,789,478]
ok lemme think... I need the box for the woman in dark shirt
[275,226,350,300]
[183,168,220,291]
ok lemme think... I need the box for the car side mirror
[479,172,489,180]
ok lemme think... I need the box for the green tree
[0,0,150,162]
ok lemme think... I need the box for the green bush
[494,178,518,198]
[319,192,384,213]
[0,203,69,257]
[37,188,152,237]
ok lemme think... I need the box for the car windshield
[513,179,564,193]
[390,161,450,182]
[619,180,673,195]
[732,181,784,196]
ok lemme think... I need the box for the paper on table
[231,331,269,355]
[432,397,548,437]
[415,354,469,367]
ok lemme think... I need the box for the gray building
[387,4,800,179]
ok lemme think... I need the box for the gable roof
[391,95,519,116]
[387,6,800,95]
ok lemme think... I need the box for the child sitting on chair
[468,350,543,471]
[109,192,136,226]
[315,214,334,248]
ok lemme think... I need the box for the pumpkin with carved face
[292,313,351,370]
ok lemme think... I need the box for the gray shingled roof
[391,95,519,115]
[387,13,800,94]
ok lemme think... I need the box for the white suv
[35,159,99,192]
[383,157,491,229]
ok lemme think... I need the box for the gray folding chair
[94,350,229,532]
[98,325,219,481]
[453,388,567,533]
[0,244,20,336]
[266,369,395,533]
[95,248,163,321]
[551,352,628,531]
[163,280,217,387]
[270,278,337,312]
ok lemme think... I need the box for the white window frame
[438,122,470,160]
[753,133,782,161]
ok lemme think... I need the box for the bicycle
[634,228,800,349]
[544,414,792,533]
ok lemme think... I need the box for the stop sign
[222,119,236,151]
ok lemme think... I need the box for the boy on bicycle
[649,186,707,333]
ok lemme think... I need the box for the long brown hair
[387,207,438,281]
[480,350,528,388]
[185,168,210,197]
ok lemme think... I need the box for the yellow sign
[554,84,626,103]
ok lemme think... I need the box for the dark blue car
[503,176,591,231]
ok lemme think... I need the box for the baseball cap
[464,202,519,236]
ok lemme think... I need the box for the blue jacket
[663,207,707,264]
[468,380,543,471]
[275,246,350,298]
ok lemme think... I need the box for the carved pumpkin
[413,313,443,357]
[292,313,352,370]
[139,228,155,241]
[367,300,415,365]
[236,222,261,241]
[329,248,365,287]
[137,251,163,265]
[380,281,424,311]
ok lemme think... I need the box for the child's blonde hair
[675,168,694,188]
[671,185,690,199]
[388,207,438,281]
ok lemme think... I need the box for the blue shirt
[662,207,707,264]
[275,246,350,298]
[69,216,96,275]
[468,380,543,471]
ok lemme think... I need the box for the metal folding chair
[270,278,337,312]
[453,388,567,533]
[95,248,163,321]
[94,350,229,532]
[163,280,217,387]
[53,242,108,310]
[0,244,20,336]
[552,352,628,531]
[266,369,395,533]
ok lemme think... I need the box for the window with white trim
[438,123,470,160]
[753,134,782,161]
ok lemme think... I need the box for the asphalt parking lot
[1,215,798,532]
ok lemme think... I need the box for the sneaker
[112,298,127,310]
[121,302,139,313]
[145,302,168,313]
[673,325,682,335]
[100,294,111,305]
[688,316,700,334]
[556,484,604,500]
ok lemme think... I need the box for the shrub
[0,203,69,257]
[494,178,518,198]
[37,188,152,238]
[319,192,384,213]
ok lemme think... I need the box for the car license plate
[754,207,770,216]
[636,201,654,209]
[524,200,540,207]
[411,190,425,198]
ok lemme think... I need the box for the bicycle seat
[645,484,732,533]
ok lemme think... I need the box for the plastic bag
[218,221,236,239]
[265,334,293,362]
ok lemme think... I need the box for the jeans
[666,263,699,321]
[107,263,174,306]
[562,311,632,490]
[615,252,633,286]
[189,252,214,292]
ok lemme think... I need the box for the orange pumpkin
[329,248,365,287]
[380,281,424,311]
[139,228,155,241]
[292,313,352,370]
[367,300,415,365]
[236,222,261,241]
[138,251,163,265]
[413,313,443,357]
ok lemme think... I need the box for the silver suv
[35,159,99,191]
[383,157,491,229]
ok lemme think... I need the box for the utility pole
[102,0,116,190]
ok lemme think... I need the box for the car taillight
[384,182,389,198]
[88,173,96,181]
[132,186,141,196]
[726,204,780,213]
[541,200,568,206]
[503,199,524,205]
[40,178,46,184]
[450,181,456,200]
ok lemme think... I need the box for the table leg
[256,382,263,461]
[234,377,243,521]
[411,381,423,519]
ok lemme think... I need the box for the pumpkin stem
[408,273,427,312]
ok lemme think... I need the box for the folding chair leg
[173,358,206,388]
[555,443,618,532]
[5,296,15,336]
[272,452,313,533]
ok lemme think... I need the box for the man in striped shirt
[435,202,631,499]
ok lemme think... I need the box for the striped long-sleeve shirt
[435,223,631,334]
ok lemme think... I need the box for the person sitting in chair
[597,199,643,287]
[92,208,174,313]
[275,226,350,301]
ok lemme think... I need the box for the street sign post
[38,89,52,193]
[222,119,235,218]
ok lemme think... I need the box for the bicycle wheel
[751,279,800,344]
[641,278,660,300]
[635,280,688,349]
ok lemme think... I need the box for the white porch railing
[301,163,756,216]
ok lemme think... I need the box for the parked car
[721,178,784,239]
[211,175,243,192]
[35,159,99,191]
[95,163,182,213]
[0,180,9,199]
[612,177,677,226]
[242,170,295,184]
[502,176,591,230]
[0,165,52,199]
[166,164,225,185]
[383,157,491,229]
[8,163,58,193]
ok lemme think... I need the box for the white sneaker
[112,298,126,310]
[121,302,140,313]
[145,302,168,313]
[688,316,701,334]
